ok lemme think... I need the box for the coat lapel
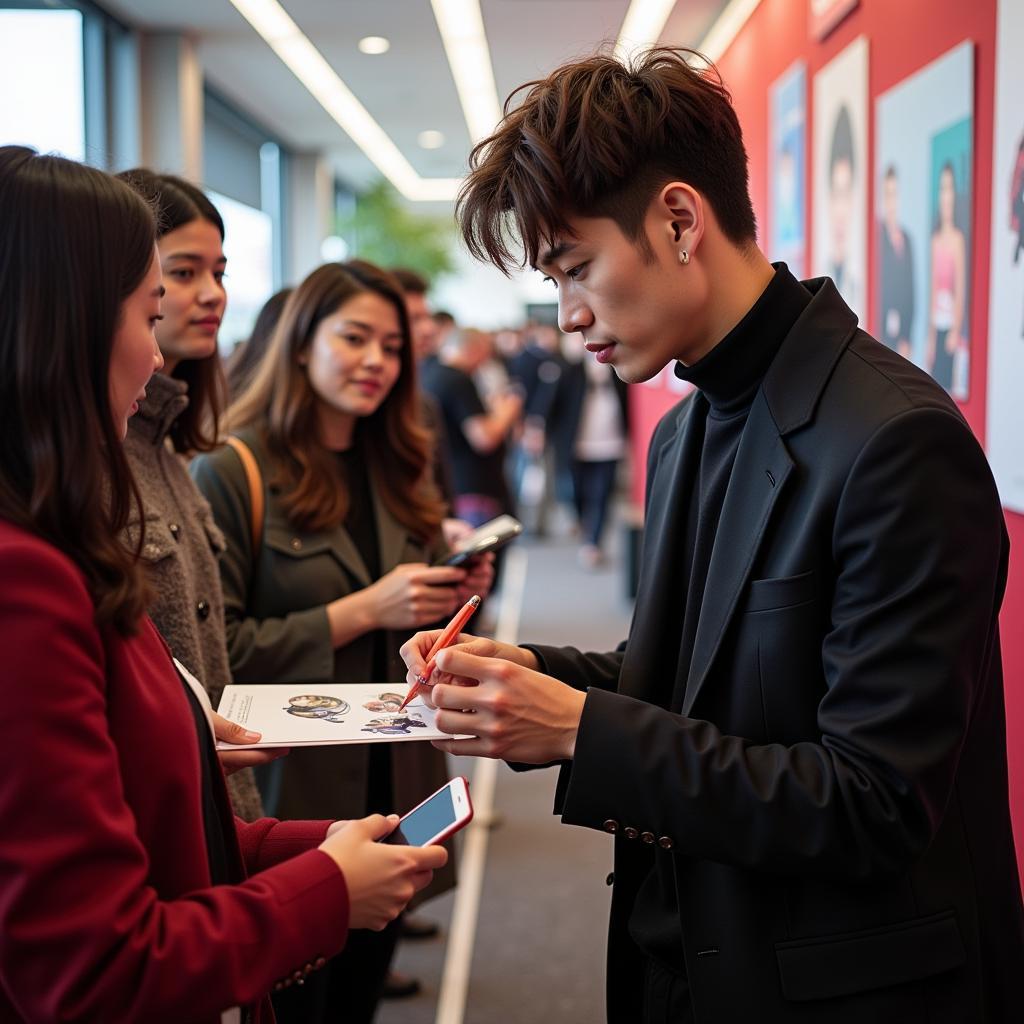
[324,528,374,589]
[677,277,857,715]
[680,392,793,715]
[619,394,706,703]
[372,476,413,580]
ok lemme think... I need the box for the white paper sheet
[215,683,473,749]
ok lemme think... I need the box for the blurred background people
[225,287,293,399]
[421,325,522,531]
[548,334,629,568]
[509,323,566,535]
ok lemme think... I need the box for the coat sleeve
[0,542,349,1024]
[236,817,332,872]
[558,406,1008,881]
[191,445,335,683]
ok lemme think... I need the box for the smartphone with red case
[384,776,473,846]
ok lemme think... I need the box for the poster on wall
[768,61,807,276]
[874,42,974,400]
[986,0,1024,512]
[812,36,868,323]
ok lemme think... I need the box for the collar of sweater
[129,371,190,446]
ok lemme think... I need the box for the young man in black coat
[402,47,1023,1022]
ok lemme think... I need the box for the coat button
[290,537,303,551]
[605,872,615,886]
[641,831,655,844]
[624,827,639,840]
[196,600,210,620]
[603,819,619,834]
[168,523,180,539]
[658,836,674,850]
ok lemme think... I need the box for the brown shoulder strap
[224,436,264,557]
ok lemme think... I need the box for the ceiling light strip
[228,0,459,201]
[698,0,765,62]
[430,0,503,144]
[615,0,678,61]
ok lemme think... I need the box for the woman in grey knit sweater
[118,170,267,820]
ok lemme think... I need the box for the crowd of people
[2,39,1021,1024]
[0,148,629,1024]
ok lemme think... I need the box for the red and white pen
[398,595,482,711]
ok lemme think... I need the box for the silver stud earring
[678,250,690,265]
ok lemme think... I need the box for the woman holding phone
[0,146,445,1024]
[192,259,492,1022]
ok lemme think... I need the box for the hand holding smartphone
[434,514,523,568]
[384,776,473,846]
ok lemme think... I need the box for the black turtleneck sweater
[628,265,812,982]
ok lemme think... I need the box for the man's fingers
[433,646,501,683]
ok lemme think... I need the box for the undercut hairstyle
[390,266,429,295]
[226,260,445,541]
[118,168,227,454]
[0,146,155,634]
[457,46,757,274]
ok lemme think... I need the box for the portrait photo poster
[812,35,868,324]
[986,0,1024,513]
[768,60,807,277]
[875,41,975,399]
[216,683,473,749]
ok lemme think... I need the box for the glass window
[0,9,85,160]
[207,190,275,355]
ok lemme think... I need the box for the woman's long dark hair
[117,168,227,453]
[226,260,445,542]
[0,147,156,634]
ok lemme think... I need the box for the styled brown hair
[227,260,444,540]
[0,147,156,634]
[118,168,227,454]
[457,47,757,273]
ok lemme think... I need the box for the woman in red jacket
[0,145,446,1024]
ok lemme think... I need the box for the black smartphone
[434,514,523,567]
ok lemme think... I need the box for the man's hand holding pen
[399,632,586,763]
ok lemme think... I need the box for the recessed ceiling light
[228,0,459,201]
[358,35,390,55]
[418,130,445,150]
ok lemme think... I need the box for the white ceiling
[104,0,731,195]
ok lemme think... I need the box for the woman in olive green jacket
[192,260,491,1024]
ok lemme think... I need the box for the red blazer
[0,520,350,1023]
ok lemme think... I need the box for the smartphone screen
[387,784,463,846]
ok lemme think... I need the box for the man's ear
[655,182,705,259]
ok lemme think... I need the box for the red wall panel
[630,0,1022,879]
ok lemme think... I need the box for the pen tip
[469,595,481,606]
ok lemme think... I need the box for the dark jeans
[270,917,401,1024]
[571,458,619,549]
